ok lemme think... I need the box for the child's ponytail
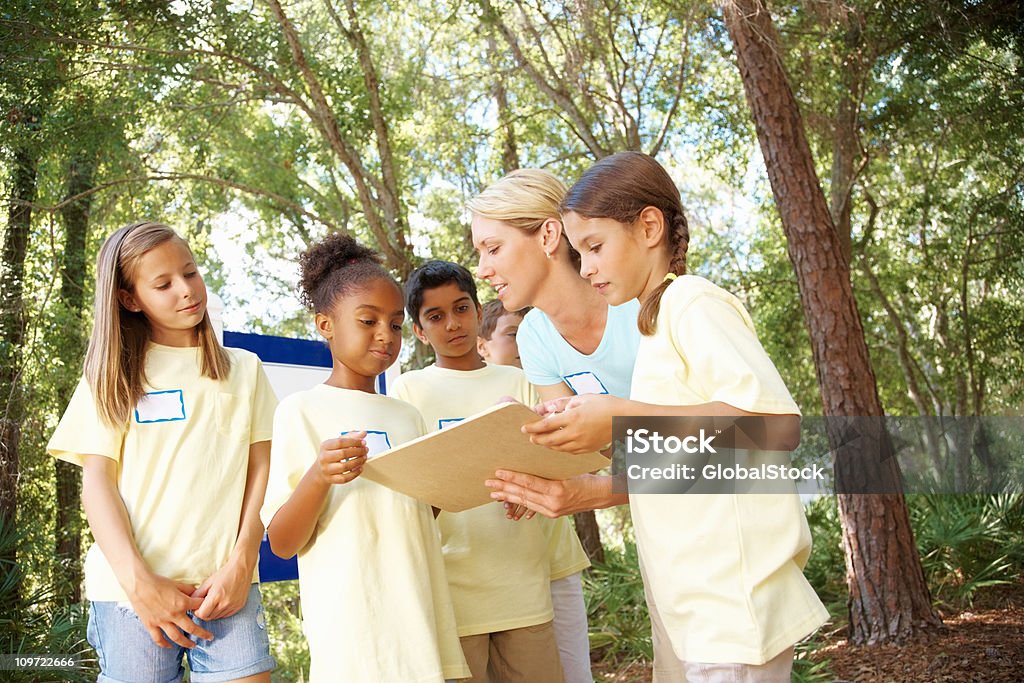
[298,233,394,312]
[561,152,689,335]
[637,210,689,335]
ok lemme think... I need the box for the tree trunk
[723,0,942,644]
[53,153,97,605]
[1,139,39,604]
[573,511,604,565]
[830,94,857,265]
[487,32,520,176]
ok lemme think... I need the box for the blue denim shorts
[87,584,275,683]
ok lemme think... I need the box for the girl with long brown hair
[48,222,277,682]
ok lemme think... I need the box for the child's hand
[192,557,253,621]
[127,571,213,648]
[316,432,369,485]
[523,394,622,454]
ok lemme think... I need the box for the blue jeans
[87,584,275,683]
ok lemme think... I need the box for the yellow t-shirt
[47,344,277,602]
[261,384,470,683]
[391,363,559,636]
[629,275,829,665]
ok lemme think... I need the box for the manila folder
[360,402,609,512]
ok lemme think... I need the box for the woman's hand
[522,394,626,454]
[502,501,535,521]
[486,472,625,518]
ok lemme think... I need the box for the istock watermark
[611,416,1024,496]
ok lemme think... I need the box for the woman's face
[471,215,548,312]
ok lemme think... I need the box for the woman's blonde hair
[84,222,231,427]
[468,169,579,267]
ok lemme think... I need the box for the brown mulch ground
[592,582,1024,682]
[812,581,1024,682]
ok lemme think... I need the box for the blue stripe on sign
[224,330,333,368]
[258,534,299,582]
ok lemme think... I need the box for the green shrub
[583,543,652,667]
[0,522,96,682]
[908,492,1024,606]
[261,580,309,683]
[802,496,848,616]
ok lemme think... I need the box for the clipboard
[360,402,610,512]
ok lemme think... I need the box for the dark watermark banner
[611,416,1024,495]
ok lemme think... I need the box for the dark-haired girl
[260,234,470,682]
[491,153,828,681]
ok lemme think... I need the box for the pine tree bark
[487,32,520,176]
[722,0,942,644]
[1,138,39,603]
[573,512,604,565]
[53,154,97,604]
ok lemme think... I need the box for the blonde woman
[469,169,641,683]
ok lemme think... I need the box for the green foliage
[0,522,96,682]
[792,642,834,683]
[802,497,850,617]
[584,543,652,667]
[261,581,309,683]
[909,493,1024,607]
[802,492,1024,617]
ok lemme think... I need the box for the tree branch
[481,0,606,157]
[264,0,404,271]
[11,173,342,233]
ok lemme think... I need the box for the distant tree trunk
[486,33,520,176]
[573,512,603,565]
[723,0,942,645]
[829,19,863,267]
[54,153,97,605]
[1,137,39,604]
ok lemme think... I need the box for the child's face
[562,211,649,306]
[472,215,548,312]
[118,239,207,347]
[317,277,404,391]
[478,312,523,368]
[413,282,482,364]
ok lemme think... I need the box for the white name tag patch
[563,371,609,395]
[438,418,464,430]
[134,390,186,423]
[342,430,392,459]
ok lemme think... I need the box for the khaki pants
[460,620,564,683]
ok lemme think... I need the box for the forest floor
[591,579,1024,682]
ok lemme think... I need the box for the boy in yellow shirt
[478,300,594,683]
[390,261,564,683]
